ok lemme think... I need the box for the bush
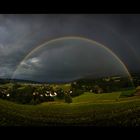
[30,98,40,105]
[30,99,36,105]
[64,93,72,103]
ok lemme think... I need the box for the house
[54,92,57,96]
[69,90,73,94]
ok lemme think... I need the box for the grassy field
[1,91,140,126]
[50,83,71,91]
[73,92,121,103]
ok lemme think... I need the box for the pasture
[0,91,140,126]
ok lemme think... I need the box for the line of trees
[73,77,133,93]
[0,83,74,105]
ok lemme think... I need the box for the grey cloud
[0,14,140,82]
[13,38,129,82]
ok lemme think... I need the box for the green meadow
[0,90,140,127]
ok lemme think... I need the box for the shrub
[30,98,41,105]
[64,93,72,103]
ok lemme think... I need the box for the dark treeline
[74,76,134,93]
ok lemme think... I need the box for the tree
[64,93,72,103]
[30,98,36,105]
[70,88,83,97]
[13,85,34,104]
[56,88,64,99]
[30,98,40,105]
[93,85,103,93]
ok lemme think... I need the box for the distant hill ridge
[0,72,140,85]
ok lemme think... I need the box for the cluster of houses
[103,76,121,82]
[0,85,73,100]
[39,90,72,97]
[0,88,10,98]
[32,91,57,97]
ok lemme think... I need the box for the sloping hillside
[0,92,140,126]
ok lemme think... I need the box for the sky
[0,14,140,82]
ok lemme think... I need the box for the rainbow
[11,36,134,85]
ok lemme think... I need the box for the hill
[0,91,140,126]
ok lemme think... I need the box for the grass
[119,89,135,98]
[1,90,140,126]
[50,83,71,91]
[0,83,13,88]
[73,92,121,103]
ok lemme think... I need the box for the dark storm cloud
[14,39,128,82]
[0,14,140,81]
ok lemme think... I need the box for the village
[0,83,75,104]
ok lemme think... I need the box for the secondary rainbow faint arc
[11,36,134,84]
